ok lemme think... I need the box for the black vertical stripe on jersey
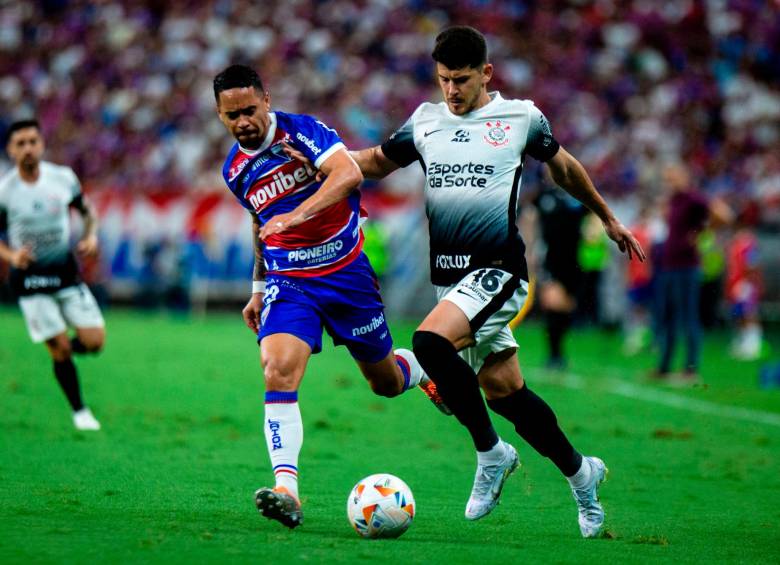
[507,163,523,241]
[469,273,522,334]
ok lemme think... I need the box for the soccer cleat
[571,456,608,538]
[418,375,453,415]
[255,486,303,529]
[465,441,519,520]
[72,407,101,431]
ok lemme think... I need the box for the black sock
[487,385,582,476]
[413,331,498,451]
[70,337,88,354]
[53,359,84,411]
[546,311,571,361]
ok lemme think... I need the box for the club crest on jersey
[483,121,511,147]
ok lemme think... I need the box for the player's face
[436,63,493,115]
[7,127,44,169]
[217,87,271,149]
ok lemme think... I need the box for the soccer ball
[347,473,415,539]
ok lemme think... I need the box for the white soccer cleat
[571,456,608,538]
[465,441,519,520]
[72,407,101,431]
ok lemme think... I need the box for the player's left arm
[69,193,99,257]
[259,148,362,239]
[545,147,645,262]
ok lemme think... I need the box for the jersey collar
[238,112,278,156]
[445,91,503,119]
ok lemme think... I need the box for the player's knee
[46,338,72,362]
[83,336,105,353]
[412,330,453,368]
[261,356,300,391]
[481,376,522,399]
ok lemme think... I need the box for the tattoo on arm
[70,195,98,238]
[251,214,266,280]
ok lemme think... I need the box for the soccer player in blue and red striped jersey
[214,64,447,529]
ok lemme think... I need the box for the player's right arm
[283,113,414,180]
[349,146,400,180]
[242,213,266,334]
[0,208,34,269]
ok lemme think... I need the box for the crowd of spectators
[0,0,778,221]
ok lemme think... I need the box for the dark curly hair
[431,26,488,69]
[213,64,264,102]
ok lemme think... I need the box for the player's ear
[263,91,271,111]
[482,63,493,85]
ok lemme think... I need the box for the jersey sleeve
[380,116,420,168]
[286,114,345,169]
[65,167,82,202]
[525,103,560,162]
[0,184,7,239]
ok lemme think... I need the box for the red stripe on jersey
[268,231,365,278]
[264,200,354,248]
[227,151,253,182]
[247,160,318,213]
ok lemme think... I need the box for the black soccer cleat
[255,487,303,529]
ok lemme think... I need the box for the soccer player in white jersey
[282,26,645,538]
[0,120,105,431]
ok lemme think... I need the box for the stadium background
[1,1,780,563]
[0,0,778,318]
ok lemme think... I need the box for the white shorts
[435,268,529,373]
[18,284,105,343]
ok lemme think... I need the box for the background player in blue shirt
[213,65,444,529]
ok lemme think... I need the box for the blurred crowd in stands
[0,0,777,212]
[0,0,779,356]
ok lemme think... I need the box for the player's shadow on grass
[292,523,528,549]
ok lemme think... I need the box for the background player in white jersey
[0,120,105,431]
[282,26,644,538]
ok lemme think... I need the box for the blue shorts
[258,253,392,363]
[628,282,653,306]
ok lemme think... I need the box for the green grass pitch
[1,308,779,563]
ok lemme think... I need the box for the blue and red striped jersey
[222,111,365,277]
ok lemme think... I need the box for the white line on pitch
[532,371,780,428]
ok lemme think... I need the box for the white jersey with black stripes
[0,161,82,266]
[381,91,559,285]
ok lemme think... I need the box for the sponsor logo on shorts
[268,419,283,450]
[24,275,61,290]
[435,254,471,270]
[351,312,385,337]
[456,286,489,303]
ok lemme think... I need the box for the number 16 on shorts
[445,268,517,317]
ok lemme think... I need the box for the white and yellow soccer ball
[347,473,415,539]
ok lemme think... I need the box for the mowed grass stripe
[2,309,780,564]
[531,370,780,428]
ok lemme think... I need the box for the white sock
[264,392,303,500]
[477,439,507,465]
[394,348,425,391]
[567,457,592,488]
